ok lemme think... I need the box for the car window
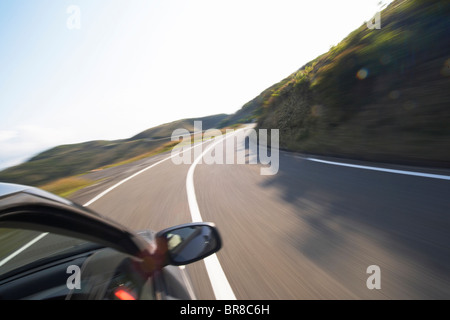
[0,228,94,278]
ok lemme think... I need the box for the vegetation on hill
[234,0,450,167]
[0,114,228,187]
[1,0,449,193]
[131,114,228,140]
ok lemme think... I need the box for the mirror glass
[161,225,220,265]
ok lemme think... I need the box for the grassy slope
[0,114,228,187]
[244,0,450,167]
[2,0,449,192]
[131,114,228,140]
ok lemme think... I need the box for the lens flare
[356,68,369,80]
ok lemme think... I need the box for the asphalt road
[71,125,450,299]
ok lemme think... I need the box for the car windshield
[0,228,95,278]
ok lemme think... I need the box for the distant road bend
[7,124,450,299]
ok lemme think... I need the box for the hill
[131,114,228,140]
[0,114,228,186]
[232,0,450,167]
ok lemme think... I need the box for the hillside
[1,0,449,191]
[131,114,228,140]
[0,114,228,186]
[235,0,450,167]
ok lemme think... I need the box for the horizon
[0,0,391,170]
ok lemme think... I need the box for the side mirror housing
[156,222,222,266]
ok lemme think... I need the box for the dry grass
[97,140,183,170]
[40,177,95,198]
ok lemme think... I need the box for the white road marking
[186,130,244,300]
[0,232,49,267]
[84,142,203,207]
[84,134,237,300]
[2,129,242,300]
[307,158,450,181]
[0,141,205,268]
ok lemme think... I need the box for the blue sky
[0,0,390,169]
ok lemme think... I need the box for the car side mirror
[156,222,222,266]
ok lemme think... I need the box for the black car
[0,183,222,300]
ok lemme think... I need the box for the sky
[0,0,391,170]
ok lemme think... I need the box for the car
[0,182,222,300]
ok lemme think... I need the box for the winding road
[69,124,450,299]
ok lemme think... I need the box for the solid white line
[0,232,49,267]
[307,158,450,181]
[83,132,238,299]
[0,142,204,269]
[83,142,203,207]
[83,157,171,207]
[1,132,238,299]
[186,130,243,300]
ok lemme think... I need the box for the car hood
[0,183,152,258]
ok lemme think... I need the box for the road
[70,124,450,299]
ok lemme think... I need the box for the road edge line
[83,142,204,207]
[0,232,49,267]
[307,158,450,181]
[186,130,243,300]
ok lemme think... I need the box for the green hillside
[237,0,450,167]
[1,0,449,191]
[131,114,228,140]
[0,114,228,186]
